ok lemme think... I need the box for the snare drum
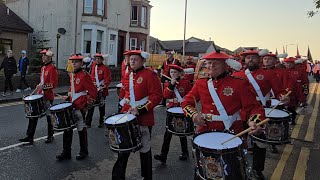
[270,98,284,109]
[49,102,76,131]
[104,113,142,152]
[251,108,291,145]
[193,132,247,180]
[94,91,105,107]
[23,94,46,118]
[166,107,194,136]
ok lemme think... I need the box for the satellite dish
[58,28,66,34]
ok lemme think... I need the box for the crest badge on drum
[24,103,33,116]
[108,129,121,148]
[267,124,283,141]
[172,117,185,132]
[223,87,234,96]
[205,156,223,179]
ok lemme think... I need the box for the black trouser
[161,76,170,106]
[26,115,54,139]
[18,74,29,89]
[160,130,188,158]
[252,135,266,172]
[4,74,13,92]
[315,71,320,82]
[287,106,297,124]
[86,104,105,126]
[112,127,153,180]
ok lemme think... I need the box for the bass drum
[194,60,209,81]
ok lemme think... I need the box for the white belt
[125,96,149,107]
[256,92,271,102]
[119,98,125,106]
[72,91,87,102]
[203,111,241,127]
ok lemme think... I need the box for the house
[0,4,33,61]
[5,0,151,68]
[149,36,231,58]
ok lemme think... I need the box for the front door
[118,35,125,66]
[108,32,117,66]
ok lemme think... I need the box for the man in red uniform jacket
[181,50,265,180]
[86,53,112,127]
[56,54,97,161]
[117,51,131,112]
[160,50,181,106]
[112,50,162,180]
[154,64,192,164]
[19,49,58,144]
[183,56,197,83]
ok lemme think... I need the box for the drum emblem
[267,124,282,140]
[108,129,121,147]
[172,117,185,132]
[24,104,32,115]
[256,74,264,80]
[76,78,80,84]
[137,77,143,84]
[205,156,222,178]
[223,87,234,96]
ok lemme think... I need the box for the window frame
[83,29,92,54]
[141,6,147,27]
[84,0,94,14]
[131,5,138,26]
[97,0,104,16]
[129,38,137,50]
[0,38,13,56]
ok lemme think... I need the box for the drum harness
[206,79,241,130]
[70,73,87,102]
[245,69,270,107]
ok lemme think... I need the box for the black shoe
[76,152,88,160]
[251,170,265,180]
[19,137,33,143]
[56,152,71,161]
[44,136,54,144]
[98,124,103,128]
[154,154,166,163]
[179,152,189,161]
[271,145,278,154]
[86,123,91,128]
[291,122,296,125]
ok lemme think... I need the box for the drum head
[193,132,242,150]
[167,107,183,114]
[116,83,123,88]
[104,114,136,125]
[23,94,43,101]
[265,108,289,118]
[271,99,283,106]
[49,103,72,111]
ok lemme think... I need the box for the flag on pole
[296,45,301,58]
[275,48,278,55]
[307,45,313,61]
[283,46,286,54]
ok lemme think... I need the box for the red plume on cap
[168,64,184,72]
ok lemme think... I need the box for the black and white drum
[193,132,247,180]
[94,91,105,107]
[23,94,46,118]
[270,98,284,109]
[251,108,291,145]
[166,107,194,136]
[104,113,142,152]
[49,102,76,131]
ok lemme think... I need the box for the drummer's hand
[248,121,262,135]
[171,78,177,85]
[36,84,43,91]
[192,113,205,126]
[100,85,106,90]
[279,94,290,104]
[128,107,139,116]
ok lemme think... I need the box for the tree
[308,0,320,17]
[0,0,4,4]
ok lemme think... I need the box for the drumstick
[160,73,179,84]
[30,86,39,96]
[221,118,270,145]
[115,112,130,123]
[55,93,66,99]
[267,91,291,115]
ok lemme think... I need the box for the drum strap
[173,87,183,103]
[207,79,240,130]
[245,69,268,106]
[70,73,87,102]
[129,72,136,108]
[95,65,105,88]
[40,66,45,85]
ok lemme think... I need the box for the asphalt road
[0,81,319,180]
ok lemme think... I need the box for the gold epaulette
[43,83,53,90]
[183,105,197,118]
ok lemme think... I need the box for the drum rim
[250,134,291,145]
[49,102,73,111]
[104,113,137,126]
[109,142,143,153]
[264,108,292,120]
[166,107,184,114]
[192,130,243,153]
[23,94,44,101]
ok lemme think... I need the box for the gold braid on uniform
[183,105,197,119]
[43,83,53,90]
[248,114,262,125]
[137,100,151,115]
[303,84,309,95]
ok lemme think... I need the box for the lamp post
[56,33,61,69]
[182,0,187,63]
[285,44,295,53]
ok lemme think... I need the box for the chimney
[7,8,10,16]
[209,37,211,41]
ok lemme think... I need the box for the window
[130,38,137,50]
[32,36,37,46]
[96,30,103,53]
[83,29,92,54]
[141,39,146,51]
[84,0,93,14]
[0,39,13,55]
[97,0,104,16]
[131,5,138,26]
[141,6,147,27]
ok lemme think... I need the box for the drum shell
[192,131,247,180]
[93,91,105,107]
[23,95,46,118]
[49,103,76,131]
[166,110,194,136]
[104,114,142,153]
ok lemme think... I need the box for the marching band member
[112,50,162,180]
[154,64,192,163]
[85,53,112,128]
[181,50,266,180]
[183,56,197,83]
[160,50,181,106]
[56,54,97,161]
[19,49,58,144]
[117,51,131,112]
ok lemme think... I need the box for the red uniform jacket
[181,73,266,134]
[161,58,181,77]
[119,60,130,100]
[122,67,162,126]
[38,62,58,101]
[90,63,112,97]
[233,68,287,101]
[163,77,192,108]
[183,61,196,82]
[70,69,98,110]
[284,66,309,96]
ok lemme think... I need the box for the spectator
[0,50,17,96]
[16,50,31,92]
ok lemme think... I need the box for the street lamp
[285,44,295,53]
[182,0,187,63]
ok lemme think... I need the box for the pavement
[0,81,121,103]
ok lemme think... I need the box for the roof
[185,41,213,53]
[149,36,169,49]
[0,4,33,33]
[162,40,184,51]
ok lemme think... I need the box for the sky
[150,0,320,60]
